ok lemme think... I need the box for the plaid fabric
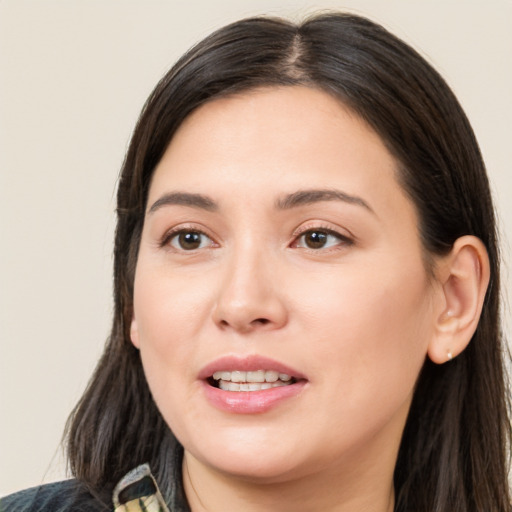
[113,464,170,512]
[112,443,190,512]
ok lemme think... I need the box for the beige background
[1,0,511,496]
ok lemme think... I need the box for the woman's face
[131,86,439,483]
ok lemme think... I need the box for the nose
[212,244,288,334]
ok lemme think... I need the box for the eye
[166,230,214,251]
[293,229,351,250]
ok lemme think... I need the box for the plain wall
[1,0,511,496]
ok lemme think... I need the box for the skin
[130,86,450,511]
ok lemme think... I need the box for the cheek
[133,285,206,443]
[131,264,213,403]
[296,259,433,414]
[133,262,211,348]
[132,266,224,449]
[297,258,431,338]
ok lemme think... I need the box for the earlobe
[130,316,140,349]
[427,236,490,364]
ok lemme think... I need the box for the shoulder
[0,479,111,512]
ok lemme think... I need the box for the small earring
[447,350,453,361]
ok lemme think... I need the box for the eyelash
[160,226,214,251]
[291,225,353,251]
[160,225,353,252]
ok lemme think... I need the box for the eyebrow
[275,189,374,214]
[147,188,374,215]
[148,192,218,214]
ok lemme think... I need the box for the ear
[427,235,490,364]
[130,315,140,349]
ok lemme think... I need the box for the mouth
[200,356,307,413]
[208,370,297,392]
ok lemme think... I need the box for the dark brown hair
[66,12,510,511]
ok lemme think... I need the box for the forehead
[148,86,411,218]
[167,86,383,162]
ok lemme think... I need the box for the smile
[211,370,294,392]
[200,356,307,413]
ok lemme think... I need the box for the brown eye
[169,230,211,251]
[303,231,328,249]
[295,229,349,250]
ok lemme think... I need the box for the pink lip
[199,355,308,414]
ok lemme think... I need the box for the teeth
[217,380,289,392]
[265,370,279,382]
[247,370,265,382]
[231,371,246,382]
[212,370,294,384]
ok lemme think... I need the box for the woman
[2,12,509,512]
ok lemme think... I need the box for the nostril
[252,318,270,325]
[217,317,271,332]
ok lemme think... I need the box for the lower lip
[201,380,307,414]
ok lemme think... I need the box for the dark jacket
[0,463,189,512]
[0,479,110,512]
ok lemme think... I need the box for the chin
[183,430,312,483]
[207,456,307,484]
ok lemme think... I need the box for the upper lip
[198,355,307,381]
